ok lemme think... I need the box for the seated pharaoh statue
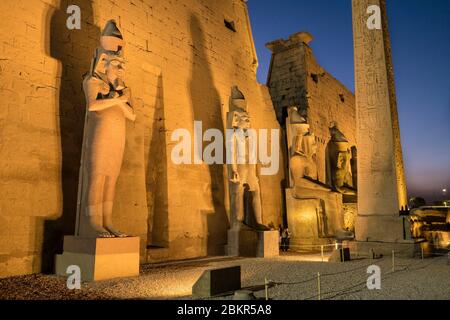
[286,108,354,241]
[327,122,356,195]
[288,107,322,192]
[227,86,270,232]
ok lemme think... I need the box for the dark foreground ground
[1,254,449,300]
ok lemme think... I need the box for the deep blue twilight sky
[247,0,450,202]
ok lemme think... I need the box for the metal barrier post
[392,250,395,272]
[265,277,269,300]
[317,272,321,300]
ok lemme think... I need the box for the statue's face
[295,124,310,136]
[304,134,317,158]
[337,151,349,169]
[106,57,125,84]
[234,111,251,130]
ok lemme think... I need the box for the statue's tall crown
[102,20,123,39]
[231,86,245,100]
[100,20,125,54]
[329,123,349,143]
[289,106,307,124]
[229,85,248,113]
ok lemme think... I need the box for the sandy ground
[1,254,449,300]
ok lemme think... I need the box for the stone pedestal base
[227,229,279,257]
[344,240,416,258]
[354,215,410,242]
[328,248,351,262]
[285,188,345,249]
[352,215,414,258]
[55,236,140,281]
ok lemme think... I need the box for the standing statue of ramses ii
[75,20,136,238]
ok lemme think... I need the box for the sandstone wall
[0,0,284,277]
[304,46,356,185]
[267,34,356,186]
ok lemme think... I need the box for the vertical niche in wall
[350,146,357,190]
[146,74,169,249]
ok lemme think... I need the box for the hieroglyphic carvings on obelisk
[379,0,408,209]
[352,0,408,241]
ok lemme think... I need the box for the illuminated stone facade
[0,0,285,278]
[267,32,357,247]
[0,0,412,278]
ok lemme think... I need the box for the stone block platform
[55,236,140,281]
[344,239,416,258]
[227,229,279,258]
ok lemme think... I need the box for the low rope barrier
[194,245,448,300]
[258,249,448,300]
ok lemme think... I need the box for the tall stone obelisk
[352,0,408,242]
